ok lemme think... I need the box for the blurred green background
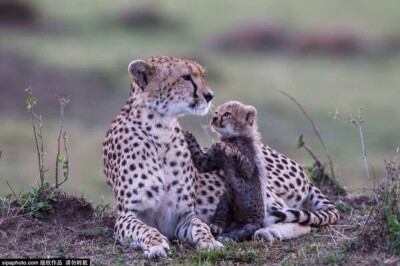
[0,0,399,205]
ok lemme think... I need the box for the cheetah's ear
[128,60,154,90]
[244,105,257,126]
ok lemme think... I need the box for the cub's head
[211,101,259,139]
[128,56,213,117]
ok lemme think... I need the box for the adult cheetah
[103,56,340,258]
[103,56,222,258]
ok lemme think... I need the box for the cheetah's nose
[212,116,218,122]
[203,92,214,103]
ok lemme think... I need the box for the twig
[55,95,70,188]
[303,143,320,164]
[298,135,322,165]
[330,108,372,185]
[6,181,18,200]
[280,90,336,180]
[356,122,371,181]
[329,225,354,240]
[57,131,70,187]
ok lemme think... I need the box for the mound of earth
[210,20,287,52]
[0,192,121,261]
[210,20,400,57]
[113,3,180,29]
[290,29,361,55]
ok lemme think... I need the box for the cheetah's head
[211,101,259,139]
[128,56,214,117]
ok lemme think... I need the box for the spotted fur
[103,56,340,258]
[183,101,266,242]
[103,56,221,258]
[189,101,340,241]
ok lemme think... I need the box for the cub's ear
[128,60,154,89]
[244,105,257,126]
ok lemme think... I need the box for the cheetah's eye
[182,75,191,81]
[222,112,231,118]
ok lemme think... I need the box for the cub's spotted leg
[254,223,311,241]
[210,191,234,236]
[175,213,223,251]
[115,214,170,258]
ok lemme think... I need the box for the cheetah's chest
[138,134,195,239]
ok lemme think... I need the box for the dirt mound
[211,21,287,52]
[114,3,180,29]
[0,193,122,260]
[44,194,94,226]
[211,21,400,57]
[290,29,361,55]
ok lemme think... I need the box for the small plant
[280,91,346,195]
[335,201,352,214]
[281,90,336,180]
[331,108,400,252]
[2,88,71,219]
[17,181,55,218]
[25,88,71,193]
[388,214,400,250]
[94,202,111,219]
[25,87,46,195]
[330,108,372,184]
[55,95,71,188]
[298,135,346,196]
[0,197,10,218]
[360,156,400,252]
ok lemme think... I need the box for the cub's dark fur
[183,101,265,241]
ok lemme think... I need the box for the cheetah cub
[183,101,266,241]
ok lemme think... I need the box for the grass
[0,191,397,265]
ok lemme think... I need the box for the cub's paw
[209,223,223,236]
[182,130,196,143]
[196,238,224,251]
[143,238,171,259]
[214,142,234,155]
[254,227,282,242]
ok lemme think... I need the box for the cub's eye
[222,112,231,118]
[182,75,191,81]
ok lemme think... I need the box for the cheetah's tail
[265,182,340,227]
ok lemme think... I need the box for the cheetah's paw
[143,239,170,259]
[254,227,282,242]
[196,238,224,251]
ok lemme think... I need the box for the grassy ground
[0,190,398,265]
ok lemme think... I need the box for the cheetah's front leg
[115,214,170,258]
[175,214,223,250]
